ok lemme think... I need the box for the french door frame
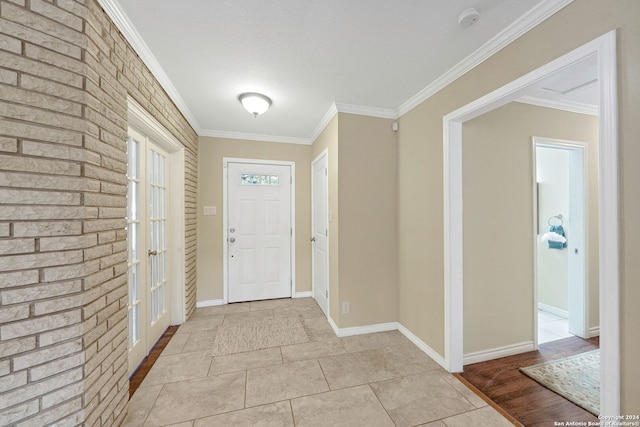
[128,99,186,366]
[222,158,296,304]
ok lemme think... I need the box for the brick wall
[0,0,198,425]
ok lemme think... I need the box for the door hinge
[291,228,293,236]
[325,228,328,236]
[290,176,292,184]
[325,290,328,298]
[325,168,328,176]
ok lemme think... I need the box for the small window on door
[240,173,280,186]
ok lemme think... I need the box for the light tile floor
[538,309,572,344]
[123,298,513,427]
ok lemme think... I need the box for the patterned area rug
[212,316,309,356]
[520,350,600,415]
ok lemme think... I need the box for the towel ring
[548,214,563,226]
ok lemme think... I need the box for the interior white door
[311,152,329,316]
[567,145,587,338]
[227,162,292,302]
[127,128,171,376]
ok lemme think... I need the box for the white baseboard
[589,326,600,337]
[327,317,398,338]
[538,302,569,319]
[397,323,447,370]
[463,341,535,365]
[195,299,225,308]
[294,291,313,298]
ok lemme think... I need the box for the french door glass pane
[127,137,141,350]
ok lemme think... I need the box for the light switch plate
[203,206,216,216]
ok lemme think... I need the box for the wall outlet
[203,206,216,216]
[342,301,350,314]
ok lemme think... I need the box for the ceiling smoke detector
[458,8,480,28]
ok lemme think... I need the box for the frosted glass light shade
[239,93,272,117]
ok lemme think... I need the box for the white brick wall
[0,0,199,425]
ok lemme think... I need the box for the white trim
[463,342,536,366]
[398,0,574,116]
[516,96,598,116]
[397,324,447,370]
[222,157,296,304]
[443,31,619,415]
[334,102,398,120]
[327,318,398,338]
[538,303,569,319]
[589,326,600,337]
[127,98,186,326]
[295,291,313,298]
[98,0,201,133]
[200,129,311,146]
[324,319,448,371]
[195,299,225,308]
[309,103,339,145]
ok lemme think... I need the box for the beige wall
[537,146,569,312]
[462,102,598,354]
[197,137,311,302]
[336,113,398,327]
[311,116,340,321]
[197,113,398,330]
[397,0,640,411]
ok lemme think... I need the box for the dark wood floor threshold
[458,336,600,427]
[129,325,179,398]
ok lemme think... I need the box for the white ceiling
[107,0,577,143]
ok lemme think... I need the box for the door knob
[148,250,157,256]
[310,237,316,242]
[229,237,236,243]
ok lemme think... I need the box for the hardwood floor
[129,326,179,398]
[458,336,600,427]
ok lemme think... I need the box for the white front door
[127,127,171,376]
[227,162,292,303]
[311,152,329,316]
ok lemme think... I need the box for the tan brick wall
[0,0,198,425]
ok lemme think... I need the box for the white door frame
[311,148,329,315]
[223,158,296,303]
[128,98,186,326]
[443,31,619,415]
[532,138,590,347]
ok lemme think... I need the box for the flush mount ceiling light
[239,92,272,117]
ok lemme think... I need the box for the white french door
[311,151,329,316]
[227,162,292,303]
[127,127,171,376]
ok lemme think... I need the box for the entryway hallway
[123,298,513,426]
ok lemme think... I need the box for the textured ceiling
[110,0,578,142]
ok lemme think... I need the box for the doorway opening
[443,31,619,414]
[127,99,186,376]
[534,139,592,346]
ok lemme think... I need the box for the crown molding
[397,0,574,116]
[97,0,202,133]
[516,95,598,116]
[199,129,311,145]
[308,103,339,145]
[334,102,398,119]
